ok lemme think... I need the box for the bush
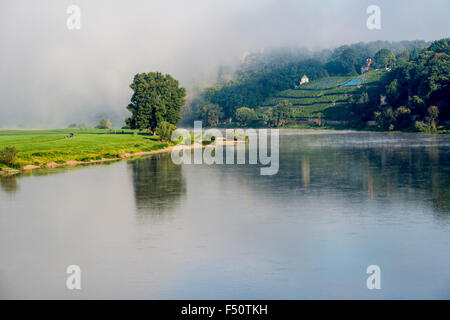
[0,146,18,165]
[96,118,112,129]
[415,121,434,133]
[156,121,177,142]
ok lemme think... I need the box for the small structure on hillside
[299,75,309,86]
[361,58,373,74]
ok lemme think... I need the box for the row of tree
[198,101,295,128]
[68,118,112,129]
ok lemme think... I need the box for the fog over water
[1,131,450,299]
[0,0,449,127]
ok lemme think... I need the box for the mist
[0,0,449,128]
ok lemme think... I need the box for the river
[1,130,450,299]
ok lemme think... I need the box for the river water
[1,130,450,299]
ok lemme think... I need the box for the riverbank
[0,129,242,176]
[0,144,204,176]
[0,129,176,176]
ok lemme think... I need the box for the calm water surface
[1,130,450,299]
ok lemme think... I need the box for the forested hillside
[350,38,450,131]
[189,39,450,131]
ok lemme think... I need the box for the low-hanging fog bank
[0,0,449,128]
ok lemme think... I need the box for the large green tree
[235,107,258,127]
[325,48,359,75]
[263,100,293,127]
[125,72,186,132]
[374,49,397,68]
[199,104,224,126]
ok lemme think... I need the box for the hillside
[257,70,385,121]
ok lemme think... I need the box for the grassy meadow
[0,129,169,171]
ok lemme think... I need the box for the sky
[0,0,449,127]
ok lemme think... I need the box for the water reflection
[275,133,450,214]
[1,131,450,299]
[301,156,310,190]
[0,175,19,193]
[128,154,186,222]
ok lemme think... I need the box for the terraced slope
[258,70,384,120]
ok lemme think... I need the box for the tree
[96,118,112,129]
[397,50,410,64]
[272,100,294,126]
[156,121,177,142]
[374,107,396,130]
[386,79,400,105]
[68,123,77,128]
[426,106,439,130]
[374,49,396,68]
[262,108,276,127]
[411,95,426,117]
[429,38,450,55]
[263,100,293,127]
[125,72,186,133]
[394,106,412,129]
[325,48,358,75]
[235,107,258,127]
[199,104,224,126]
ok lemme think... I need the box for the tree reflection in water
[129,154,186,222]
[0,175,19,194]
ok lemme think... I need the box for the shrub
[0,146,18,165]
[415,121,434,133]
[156,121,177,142]
[96,118,112,129]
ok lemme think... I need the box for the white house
[299,75,309,86]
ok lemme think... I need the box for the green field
[0,129,169,171]
[258,70,385,120]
